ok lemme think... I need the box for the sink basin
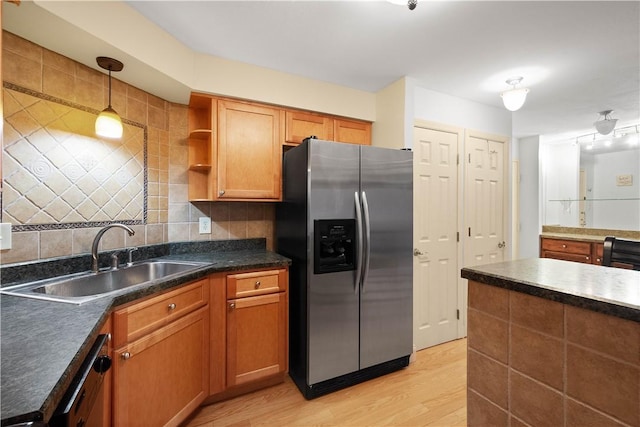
[1,260,209,304]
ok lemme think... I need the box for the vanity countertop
[461,258,640,323]
[0,239,290,426]
[540,226,640,242]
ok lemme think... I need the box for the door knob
[413,248,424,256]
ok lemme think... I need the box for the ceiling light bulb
[593,110,618,135]
[500,77,529,112]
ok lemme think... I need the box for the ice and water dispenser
[313,219,356,274]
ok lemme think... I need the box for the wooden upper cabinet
[285,111,333,144]
[334,118,372,145]
[217,100,282,201]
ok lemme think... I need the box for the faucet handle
[127,247,138,266]
[110,252,121,270]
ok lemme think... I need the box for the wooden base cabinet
[540,236,603,265]
[209,268,289,400]
[227,291,287,387]
[113,279,209,427]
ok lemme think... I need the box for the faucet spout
[91,224,135,273]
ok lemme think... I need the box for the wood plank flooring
[184,338,467,427]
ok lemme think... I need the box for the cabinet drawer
[542,250,592,264]
[593,243,604,265]
[227,269,286,299]
[114,279,208,346]
[541,238,592,255]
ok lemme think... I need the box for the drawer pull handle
[229,302,236,310]
[168,303,177,311]
[562,244,567,248]
[121,352,131,360]
[255,281,261,289]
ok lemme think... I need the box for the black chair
[602,236,640,270]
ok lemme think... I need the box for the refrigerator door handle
[354,191,364,293]
[361,191,371,292]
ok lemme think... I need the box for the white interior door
[464,133,508,268]
[413,124,461,350]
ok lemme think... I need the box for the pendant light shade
[95,106,123,139]
[593,110,618,135]
[500,77,529,112]
[95,56,124,139]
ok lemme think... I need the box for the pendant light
[95,56,124,139]
[500,77,529,112]
[593,110,618,135]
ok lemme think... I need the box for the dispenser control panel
[313,219,356,274]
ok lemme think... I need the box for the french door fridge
[276,138,413,399]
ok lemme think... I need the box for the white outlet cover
[0,223,12,250]
[199,217,211,234]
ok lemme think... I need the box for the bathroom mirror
[541,134,640,231]
[2,83,147,231]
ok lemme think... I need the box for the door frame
[412,119,466,345]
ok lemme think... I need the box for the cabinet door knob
[229,302,235,310]
[168,303,176,311]
[219,190,225,196]
[255,281,261,289]
[121,352,131,360]
[562,244,567,248]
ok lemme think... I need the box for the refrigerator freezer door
[359,146,413,369]
[307,140,361,385]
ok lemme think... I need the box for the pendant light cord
[107,67,113,108]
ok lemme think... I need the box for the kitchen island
[461,258,639,427]
[0,238,290,426]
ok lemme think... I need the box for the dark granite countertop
[461,258,640,323]
[0,239,290,426]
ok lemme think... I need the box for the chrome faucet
[91,224,135,273]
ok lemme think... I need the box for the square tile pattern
[468,281,640,427]
[3,86,145,226]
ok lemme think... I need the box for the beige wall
[373,78,407,149]
[1,32,274,265]
[6,1,376,121]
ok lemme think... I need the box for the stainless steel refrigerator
[276,138,413,399]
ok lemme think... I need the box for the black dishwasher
[49,334,111,427]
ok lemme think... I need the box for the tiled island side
[462,258,639,427]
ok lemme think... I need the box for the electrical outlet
[0,223,12,250]
[199,217,211,234]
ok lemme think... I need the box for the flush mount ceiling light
[95,56,124,139]
[500,77,530,112]
[593,110,618,135]
[387,0,417,10]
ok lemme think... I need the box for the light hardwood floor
[184,338,467,427]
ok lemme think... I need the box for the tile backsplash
[1,31,275,265]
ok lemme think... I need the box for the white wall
[413,86,512,136]
[517,136,540,258]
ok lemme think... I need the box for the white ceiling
[126,0,640,140]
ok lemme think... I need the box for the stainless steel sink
[0,260,209,304]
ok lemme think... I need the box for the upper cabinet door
[285,111,334,144]
[217,100,282,201]
[334,118,372,145]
